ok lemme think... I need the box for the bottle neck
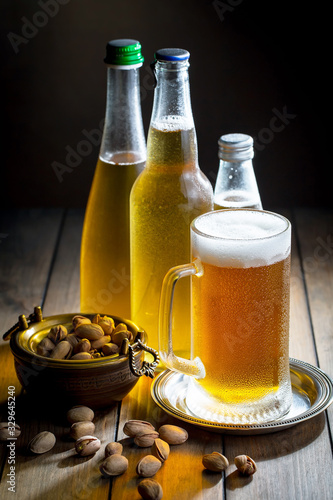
[100,66,146,164]
[151,60,194,128]
[146,60,198,172]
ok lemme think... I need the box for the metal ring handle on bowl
[128,339,160,378]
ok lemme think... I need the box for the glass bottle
[130,48,214,358]
[80,39,146,317]
[213,133,262,210]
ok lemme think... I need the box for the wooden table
[0,207,332,500]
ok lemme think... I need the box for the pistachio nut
[92,314,101,324]
[234,455,257,476]
[102,343,120,356]
[98,316,115,334]
[67,405,94,424]
[90,335,111,349]
[202,452,229,472]
[36,337,55,357]
[75,323,104,341]
[70,421,95,440]
[72,315,91,329]
[138,479,163,500]
[113,323,128,334]
[136,455,162,478]
[111,330,129,347]
[28,431,56,454]
[105,441,123,457]
[66,333,81,348]
[75,435,101,456]
[158,425,188,445]
[73,338,91,354]
[134,431,160,448]
[49,340,72,359]
[0,423,21,440]
[123,420,155,438]
[47,324,67,343]
[71,352,93,360]
[151,438,170,463]
[100,454,128,477]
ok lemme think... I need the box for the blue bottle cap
[154,48,190,62]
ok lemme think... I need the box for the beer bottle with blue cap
[130,48,214,359]
[80,39,146,317]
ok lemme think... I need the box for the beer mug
[159,209,292,424]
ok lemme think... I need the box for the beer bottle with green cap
[130,48,214,359]
[80,39,146,317]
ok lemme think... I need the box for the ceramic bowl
[5,309,158,409]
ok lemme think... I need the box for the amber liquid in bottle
[81,152,144,317]
[130,121,213,356]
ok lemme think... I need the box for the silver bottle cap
[218,133,254,162]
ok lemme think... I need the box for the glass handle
[158,260,206,379]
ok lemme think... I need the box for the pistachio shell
[123,420,155,437]
[37,337,55,356]
[234,455,257,475]
[0,423,21,440]
[134,431,160,448]
[90,335,111,349]
[70,421,95,440]
[73,338,91,354]
[105,441,123,457]
[111,331,129,347]
[75,323,104,341]
[66,333,80,348]
[202,452,229,472]
[47,325,67,343]
[158,425,188,445]
[75,435,101,456]
[138,479,163,500]
[28,431,56,454]
[100,454,128,477]
[102,343,119,356]
[98,316,115,334]
[113,323,128,334]
[49,340,72,359]
[72,315,91,329]
[151,438,170,462]
[71,352,93,360]
[67,405,94,424]
[136,455,162,477]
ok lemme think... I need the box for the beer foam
[192,210,291,268]
[152,115,193,131]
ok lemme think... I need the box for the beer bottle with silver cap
[214,133,262,210]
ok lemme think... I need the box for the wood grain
[0,208,332,500]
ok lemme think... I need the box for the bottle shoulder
[131,165,213,205]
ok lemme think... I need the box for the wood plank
[223,208,333,500]
[112,375,225,500]
[0,208,64,496]
[293,208,333,436]
[0,393,118,500]
[0,208,64,340]
[0,208,119,500]
[42,208,84,317]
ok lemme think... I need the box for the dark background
[1,0,330,210]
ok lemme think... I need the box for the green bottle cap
[104,39,144,66]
